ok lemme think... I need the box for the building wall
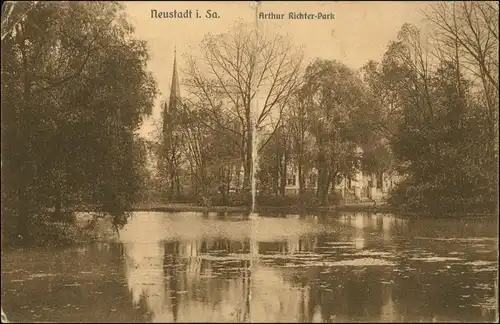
[224,146,401,202]
[281,167,398,201]
[279,144,400,202]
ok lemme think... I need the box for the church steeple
[160,48,182,200]
[162,48,180,135]
[168,47,181,111]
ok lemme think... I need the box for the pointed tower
[161,101,169,137]
[168,47,181,112]
[162,48,181,138]
[161,48,182,199]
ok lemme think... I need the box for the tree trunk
[17,207,31,244]
[280,148,287,196]
[298,163,303,196]
[168,169,173,199]
[53,192,63,220]
[175,172,181,198]
[242,108,253,210]
[16,27,33,245]
[298,148,305,196]
[190,162,197,198]
[329,171,339,203]
[298,105,306,196]
[317,173,329,205]
[243,125,252,194]
[274,133,280,196]
[316,149,330,205]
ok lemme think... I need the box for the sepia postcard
[1,1,498,323]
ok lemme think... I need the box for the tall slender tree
[184,21,303,196]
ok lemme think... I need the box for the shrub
[387,179,498,214]
[198,190,342,208]
[27,214,96,247]
[387,180,426,211]
[257,195,298,207]
[217,191,251,207]
[171,194,198,204]
[328,191,343,205]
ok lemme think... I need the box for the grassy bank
[1,214,119,249]
[130,203,497,218]
[131,202,395,214]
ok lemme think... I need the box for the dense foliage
[156,2,498,214]
[378,5,498,214]
[1,2,497,249]
[1,2,157,246]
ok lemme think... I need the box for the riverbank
[1,215,119,250]
[4,204,495,250]
[131,202,395,214]
[129,203,498,219]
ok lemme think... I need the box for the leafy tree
[256,123,293,196]
[301,59,372,205]
[285,92,316,196]
[1,1,157,245]
[387,19,498,214]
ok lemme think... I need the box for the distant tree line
[1,1,497,248]
[152,21,381,208]
[1,2,157,246]
[156,2,498,214]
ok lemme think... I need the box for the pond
[1,211,498,322]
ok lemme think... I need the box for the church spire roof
[168,47,181,110]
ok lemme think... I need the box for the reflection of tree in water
[391,260,496,322]
[334,212,412,251]
[123,237,255,322]
[250,266,313,322]
[253,230,402,323]
[121,234,324,322]
[163,239,253,322]
[123,241,166,321]
[119,212,496,322]
[2,243,148,322]
[248,235,321,322]
[380,282,396,322]
[257,235,317,255]
[281,265,396,322]
[251,214,411,322]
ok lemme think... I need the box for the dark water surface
[1,211,498,322]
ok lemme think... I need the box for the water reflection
[123,241,165,319]
[118,212,497,323]
[1,211,497,323]
[120,212,326,322]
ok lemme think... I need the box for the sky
[123,1,434,140]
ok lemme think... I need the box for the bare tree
[184,21,303,192]
[425,1,499,152]
[160,100,183,199]
[1,1,39,42]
